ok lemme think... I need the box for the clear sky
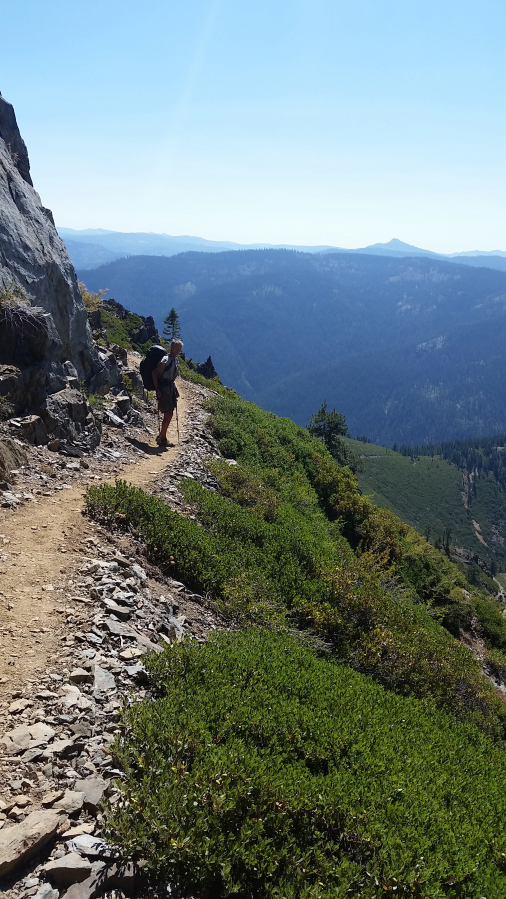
[1,0,505,252]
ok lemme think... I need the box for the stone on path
[118,646,143,660]
[69,667,93,684]
[93,666,116,696]
[8,698,33,714]
[102,616,162,653]
[100,597,132,619]
[44,850,94,886]
[66,833,114,858]
[0,809,60,876]
[61,862,135,899]
[43,738,75,759]
[65,821,95,838]
[53,789,85,815]
[33,884,59,899]
[0,722,55,755]
[41,789,65,807]
[73,775,108,813]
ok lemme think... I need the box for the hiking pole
[175,403,180,443]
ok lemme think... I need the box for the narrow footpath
[0,377,226,899]
[0,387,190,695]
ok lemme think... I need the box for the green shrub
[475,597,506,651]
[105,629,506,898]
[99,309,144,350]
[85,477,506,736]
[85,392,506,736]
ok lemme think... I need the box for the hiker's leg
[159,410,173,439]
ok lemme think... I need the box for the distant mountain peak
[365,238,435,254]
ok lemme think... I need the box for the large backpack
[139,345,167,391]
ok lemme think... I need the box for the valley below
[81,249,506,446]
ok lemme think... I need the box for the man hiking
[151,338,183,447]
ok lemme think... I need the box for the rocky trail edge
[0,377,226,899]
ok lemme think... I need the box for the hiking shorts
[158,382,178,414]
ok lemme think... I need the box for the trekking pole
[175,403,180,443]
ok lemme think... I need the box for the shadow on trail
[125,436,169,456]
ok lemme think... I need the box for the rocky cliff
[0,93,120,444]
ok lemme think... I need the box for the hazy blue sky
[2,0,505,251]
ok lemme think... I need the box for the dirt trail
[0,384,190,695]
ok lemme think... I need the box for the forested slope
[80,249,506,445]
[348,437,506,582]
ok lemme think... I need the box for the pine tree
[307,400,348,450]
[163,308,181,341]
[307,401,361,472]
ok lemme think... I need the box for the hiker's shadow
[126,436,166,456]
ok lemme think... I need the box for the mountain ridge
[60,227,506,270]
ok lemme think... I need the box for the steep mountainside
[81,249,506,444]
[348,437,506,581]
[4,282,506,894]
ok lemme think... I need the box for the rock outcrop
[194,355,218,380]
[99,298,162,346]
[0,92,120,444]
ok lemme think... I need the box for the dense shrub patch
[99,309,146,350]
[85,394,506,736]
[106,629,506,898]
[207,395,506,676]
[86,473,506,735]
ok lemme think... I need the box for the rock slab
[0,809,60,876]
[44,850,93,886]
[73,776,108,813]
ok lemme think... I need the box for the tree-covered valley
[81,249,506,446]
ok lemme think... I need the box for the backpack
[139,345,167,391]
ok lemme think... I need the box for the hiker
[152,339,183,447]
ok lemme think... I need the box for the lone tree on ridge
[307,400,348,449]
[163,307,181,342]
[307,400,361,472]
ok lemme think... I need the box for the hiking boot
[156,435,174,448]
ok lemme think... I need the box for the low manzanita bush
[86,471,506,736]
[86,387,506,894]
[105,629,506,898]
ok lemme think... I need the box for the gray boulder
[0,436,27,481]
[72,776,109,814]
[8,414,48,445]
[0,809,60,876]
[41,388,101,448]
[0,93,92,377]
[44,851,94,887]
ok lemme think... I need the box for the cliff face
[0,93,122,447]
[0,93,103,382]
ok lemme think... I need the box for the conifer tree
[307,400,348,449]
[307,401,361,472]
[163,307,181,341]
